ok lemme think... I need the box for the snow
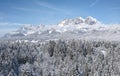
[15,40,39,43]
[101,50,107,57]
[31,40,39,43]
[0,39,120,76]
[3,16,120,41]
[85,16,98,25]
[58,16,98,26]
[49,30,52,34]
[1,16,120,76]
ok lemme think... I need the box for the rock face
[58,16,98,26]
[85,16,98,25]
[3,16,100,38]
[58,17,85,26]
[3,16,120,41]
[0,39,120,76]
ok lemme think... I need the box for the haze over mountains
[3,16,120,41]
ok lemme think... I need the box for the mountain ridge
[3,16,120,41]
[58,16,100,26]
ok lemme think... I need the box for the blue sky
[0,0,120,36]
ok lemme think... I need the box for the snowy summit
[58,16,99,26]
[3,16,120,41]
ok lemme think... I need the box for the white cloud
[35,0,72,15]
[0,22,26,26]
[12,1,72,15]
[0,22,27,37]
[12,6,45,13]
[12,7,41,12]
[90,0,99,7]
[13,7,32,11]
[36,1,60,11]
[0,28,17,37]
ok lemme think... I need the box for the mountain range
[4,16,120,41]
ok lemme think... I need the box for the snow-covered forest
[0,39,120,76]
[0,0,119,75]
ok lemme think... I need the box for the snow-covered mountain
[58,16,99,26]
[1,17,120,76]
[3,16,120,41]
